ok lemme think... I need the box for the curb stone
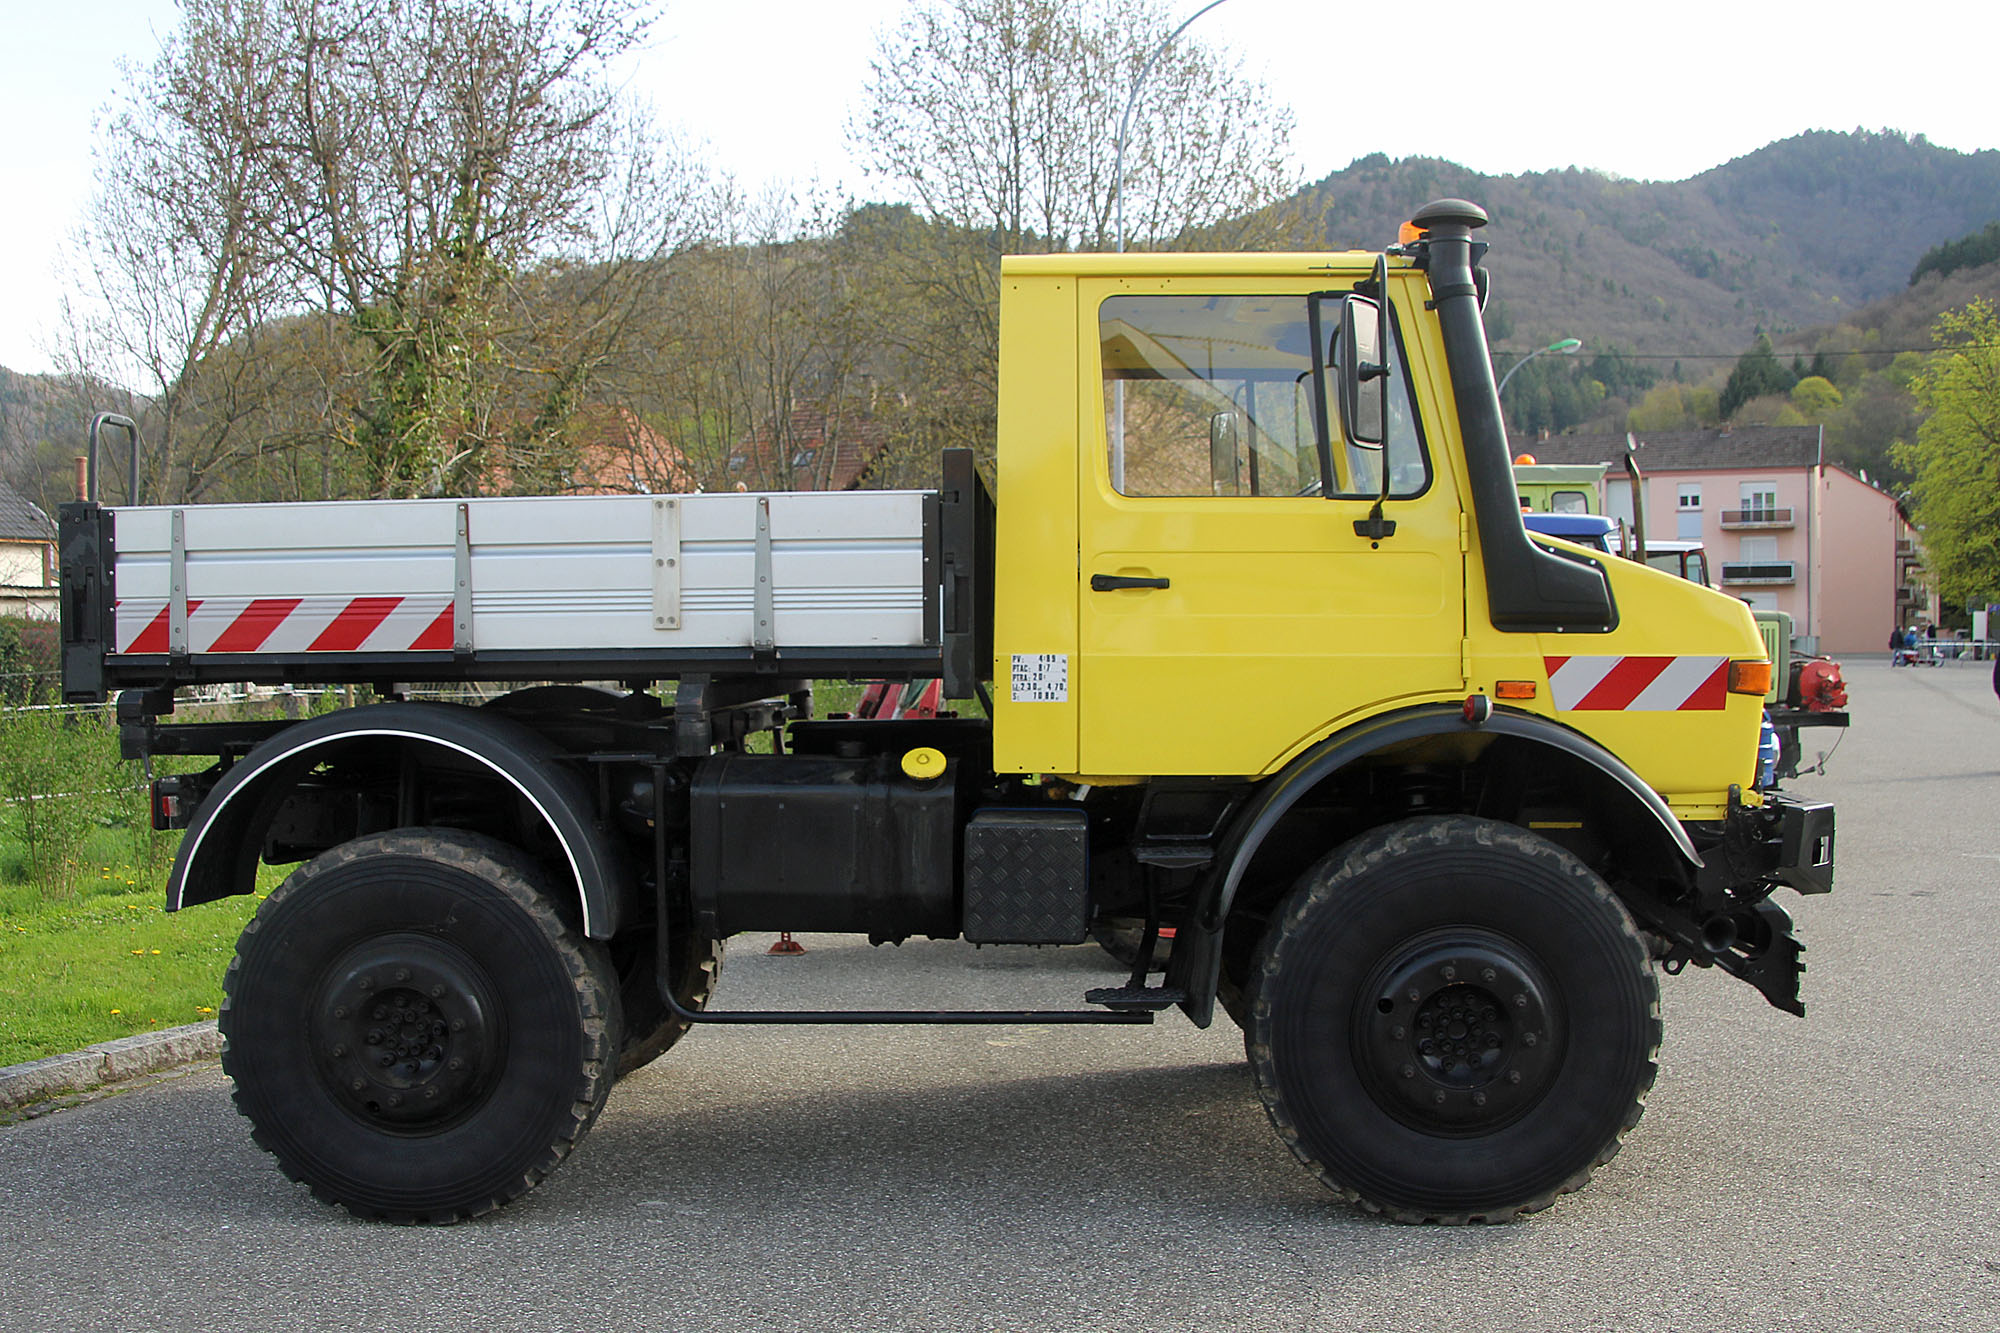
[0,1021,221,1114]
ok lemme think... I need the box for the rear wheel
[220,830,619,1222]
[1246,815,1659,1223]
[613,925,723,1079]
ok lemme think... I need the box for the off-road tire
[1246,815,1660,1223]
[220,830,620,1222]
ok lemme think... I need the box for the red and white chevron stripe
[115,596,454,656]
[1544,655,1728,712]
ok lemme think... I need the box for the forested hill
[1290,130,2000,356]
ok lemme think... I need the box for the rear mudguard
[168,701,634,938]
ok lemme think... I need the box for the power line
[1488,343,2000,361]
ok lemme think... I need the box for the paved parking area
[1,659,1996,1332]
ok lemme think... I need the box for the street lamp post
[1497,337,1583,397]
[1112,0,1235,255]
[1109,0,1235,491]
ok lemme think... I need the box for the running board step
[1085,985,1187,1012]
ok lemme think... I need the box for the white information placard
[1010,653,1068,703]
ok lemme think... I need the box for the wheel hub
[310,934,503,1132]
[1356,932,1562,1134]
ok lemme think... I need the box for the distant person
[1889,626,1903,665]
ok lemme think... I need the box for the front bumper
[1661,791,1835,1016]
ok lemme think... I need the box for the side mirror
[1209,411,1241,495]
[1339,296,1386,447]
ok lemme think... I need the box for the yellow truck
[59,199,1832,1225]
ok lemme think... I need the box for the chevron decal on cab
[1544,655,1730,711]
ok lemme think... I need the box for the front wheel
[220,830,620,1222]
[1246,815,1660,1223]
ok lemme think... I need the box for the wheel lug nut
[1513,993,1527,1008]
[378,1054,393,1067]
[451,1019,465,1032]
[1482,967,1496,982]
[365,1030,382,1045]
[372,1006,387,1020]
[350,1077,366,1091]
[1401,1064,1416,1079]
[1407,988,1420,1003]
[447,1058,464,1071]
[333,1006,348,1019]
[331,1044,348,1058]
[1509,1070,1523,1084]
[387,1093,402,1107]
[1473,1091,1488,1106]
[1391,1026,1406,1039]
[430,984,445,999]
[424,1087,439,1100]
[1433,1091,1447,1104]
[357,977,374,991]
[1441,965,1457,980]
[394,968,410,982]
[1523,1032,1538,1047]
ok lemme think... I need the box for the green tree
[1893,300,2000,607]
[1788,375,1843,419]
[1719,334,1798,420]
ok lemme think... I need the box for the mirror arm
[1306,294,1338,498]
[1366,257,1394,534]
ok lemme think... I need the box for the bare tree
[852,0,1298,476]
[64,0,703,502]
[614,187,875,494]
[857,0,1296,254]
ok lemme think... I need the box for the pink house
[1525,427,1930,654]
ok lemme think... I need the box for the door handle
[1091,574,1170,591]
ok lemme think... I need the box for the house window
[791,448,818,469]
[1740,481,1777,519]
[1676,483,1702,540]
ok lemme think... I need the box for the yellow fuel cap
[901,747,947,781]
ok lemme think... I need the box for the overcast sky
[5,0,1998,375]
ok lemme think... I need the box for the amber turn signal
[1495,680,1537,700]
[1727,660,1773,696]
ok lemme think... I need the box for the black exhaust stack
[1410,199,1614,632]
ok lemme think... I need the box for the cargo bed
[60,453,993,701]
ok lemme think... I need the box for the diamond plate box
[962,808,1090,944]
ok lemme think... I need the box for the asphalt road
[3,658,1997,1332]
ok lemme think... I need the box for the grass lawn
[0,842,269,1067]
[0,679,898,1067]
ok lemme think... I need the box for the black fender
[1170,702,1701,1026]
[168,701,633,938]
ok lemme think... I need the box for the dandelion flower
[131,949,145,955]
[150,949,161,955]
[110,1009,121,1015]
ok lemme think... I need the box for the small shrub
[0,617,59,707]
[0,708,119,897]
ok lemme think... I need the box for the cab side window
[1100,293,1426,499]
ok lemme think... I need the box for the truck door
[1074,283,1465,778]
